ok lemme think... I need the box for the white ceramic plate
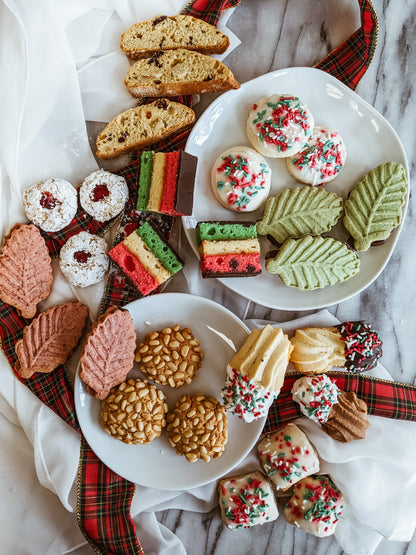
[74,293,265,490]
[183,67,409,310]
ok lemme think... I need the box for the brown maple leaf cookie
[80,306,136,400]
[0,224,53,318]
[15,302,89,379]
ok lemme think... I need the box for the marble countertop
[2,0,415,554]
[154,1,416,554]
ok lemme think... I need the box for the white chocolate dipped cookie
[79,170,128,223]
[211,146,271,212]
[246,94,314,158]
[23,178,78,232]
[287,126,347,186]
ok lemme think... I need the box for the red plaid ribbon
[0,1,387,554]
[265,372,416,434]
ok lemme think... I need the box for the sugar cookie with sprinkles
[291,374,340,424]
[287,126,347,186]
[79,170,128,222]
[196,220,261,278]
[246,94,314,158]
[290,321,383,375]
[218,470,279,530]
[23,178,77,232]
[59,231,109,287]
[211,146,271,212]
[283,475,344,537]
[221,325,292,422]
[257,423,319,491]
[108,221,183,296]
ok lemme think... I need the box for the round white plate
[74,293,265,490]
[183,67,409,310]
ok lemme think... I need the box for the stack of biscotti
[96,14,236,159]
[121,15,239,98]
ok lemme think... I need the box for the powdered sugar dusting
[59,231,109,287]
[23,178,77,232]
[80,170,128,222]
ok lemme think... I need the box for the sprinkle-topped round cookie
[59,231,109,287]
[79,170,128,222]
[284,475,344,537]
[335,321,383,373]
[287,126,347,186]
[291,374,340,424]
[23,178,78,232]
[211,146,271,212]
[246,94,314,158]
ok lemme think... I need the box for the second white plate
[74,293,265,490]
[183,67,409,310]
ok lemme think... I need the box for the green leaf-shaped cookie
[343,161,407,251]
[265,235,360,290]
[257,186,343,244]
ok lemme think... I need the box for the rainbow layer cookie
[196,221,261,278]
[137,150,197,216]
[108,221,183,296]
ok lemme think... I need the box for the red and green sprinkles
[251,95,312,153]
[216,153,269,210]
[336,321,383,372]
[259,429,311,485]
[221,368,273,421]
[220,475,272,529]
[286,475,344,533]
[290,128,345,184]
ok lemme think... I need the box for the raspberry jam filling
[91,183,110,202]
[40,191,61,209]
[73,250,92,264]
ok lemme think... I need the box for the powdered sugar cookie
[23,178,77,232]
[211,146,271,212]
[287,126,347,186]
[79,170,128,222]
[59,231,109,287]
[247,94,314,158]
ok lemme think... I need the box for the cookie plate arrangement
[184,67,409,310]
[74,293,266,490]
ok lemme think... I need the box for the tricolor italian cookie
[257,423,319,491]
[221,325,292,422]
[246,94,314,158]
[284,475,344,537]
[79,170,128,223]
[196,221,261,278]
[137,150,197,216]
[290,321,383,375]
[211,146,271,212]
[218,470,279,530]
[23,178,78,232]
[287,126,347,186]
[291,374,340,424]
[108,221,183,296]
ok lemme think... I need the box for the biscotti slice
[125,49,239,98]
[96,99,195,160]
[196,221,261,278]
[137,150,197,216]
[108,221,183,296]
[120,14,230,59]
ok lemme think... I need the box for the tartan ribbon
[0,0,383,553]
[265,372,416,435]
